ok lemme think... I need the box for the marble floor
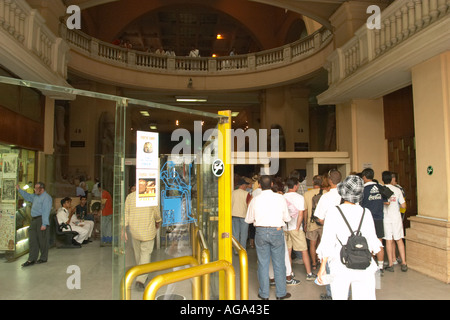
[0,239,449,300]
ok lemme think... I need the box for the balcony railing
[325,0,450,86]
[0,0,68,79]
[63,26,332,75]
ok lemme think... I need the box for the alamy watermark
[65,4,382,32]
[171,121,280,175]
[66,265,81,289]
[367,5,381,30]
[66,5,81,30]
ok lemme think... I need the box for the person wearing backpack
[316,175,382,300]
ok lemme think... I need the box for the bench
[53,215,81,249]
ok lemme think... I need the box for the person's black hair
[328,169,342,185]
[382,171,392,184]
[36,182,45,190]
[259,175,272,190]
[312,175,323,187]
[361,168,374,180]
[61,197,72,207]
[285,177,298,190]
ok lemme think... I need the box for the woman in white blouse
[317,175,382,300]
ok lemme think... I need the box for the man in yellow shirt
[124,191,162,290]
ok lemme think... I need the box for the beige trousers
[131,237,155,284]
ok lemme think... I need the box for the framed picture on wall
[1,179,16,203]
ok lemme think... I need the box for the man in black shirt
[361,168,388,273]
[75,195,94,221]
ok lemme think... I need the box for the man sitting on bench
[57,197,94,245]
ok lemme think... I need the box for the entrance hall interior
[0,0,449,300]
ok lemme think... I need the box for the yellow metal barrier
[121,255,200,300]
[144,260,236,300]
[197,228,211,300]
[231,236,249,300]
[218,110,232,300]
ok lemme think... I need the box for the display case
[0,145,36,260]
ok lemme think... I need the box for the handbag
[377,184,394,200]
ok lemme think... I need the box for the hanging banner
[136,131,159,207]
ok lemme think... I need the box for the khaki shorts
[306,228,323,242]
[284,229,308,252]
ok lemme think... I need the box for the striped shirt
[124,192,161,241]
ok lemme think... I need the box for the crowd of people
[111,38,201,58]
[16,174,115,269]
[16,165,407,300]
[233,168,407,300]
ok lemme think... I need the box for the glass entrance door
[0,75,231,300]
[112,102,226,300]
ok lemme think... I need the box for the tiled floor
[1,239,449,300]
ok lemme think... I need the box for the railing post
[167,57,175,70]
[283,46,291,62]
[208,58,217,72]
[248,54,256,70]
[90,39,98,57]
[127,50,135,67]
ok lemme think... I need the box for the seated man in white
[57,197,94,244]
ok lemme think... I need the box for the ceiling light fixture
[176,96,208,103]
[216,34,224,39]
[140,110,150,116]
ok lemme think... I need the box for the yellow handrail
[121,255,200,300]
[144,260,236,300]
[197,228,211,300]
[231,236,249,300]
[218,110,232,300]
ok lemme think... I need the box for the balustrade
[64,25,333,75]
[327,0,449,85]
[0,0,68,78]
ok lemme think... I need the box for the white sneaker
[286,278,301,286]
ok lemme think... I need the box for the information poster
[0,204,16,250]
[136,131,159,169]
[136,169,158,207]
[136,131,159,207]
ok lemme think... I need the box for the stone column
[407,51,450,283]
[335,99,387,179]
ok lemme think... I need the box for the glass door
[112,101,224,300]
[0,75,230,300]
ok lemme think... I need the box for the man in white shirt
[382,171,407,272]
[283,177,315,281]
[245,175,291,300]
[57,197,93,244]
[315,170,342,223]
[313,169,342,300]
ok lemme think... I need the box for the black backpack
[310,189,324,226]
[336,206,372,270]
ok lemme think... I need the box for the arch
[81,0,306,51]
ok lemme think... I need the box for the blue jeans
[232,217,249,249]
[255,227,286,299]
